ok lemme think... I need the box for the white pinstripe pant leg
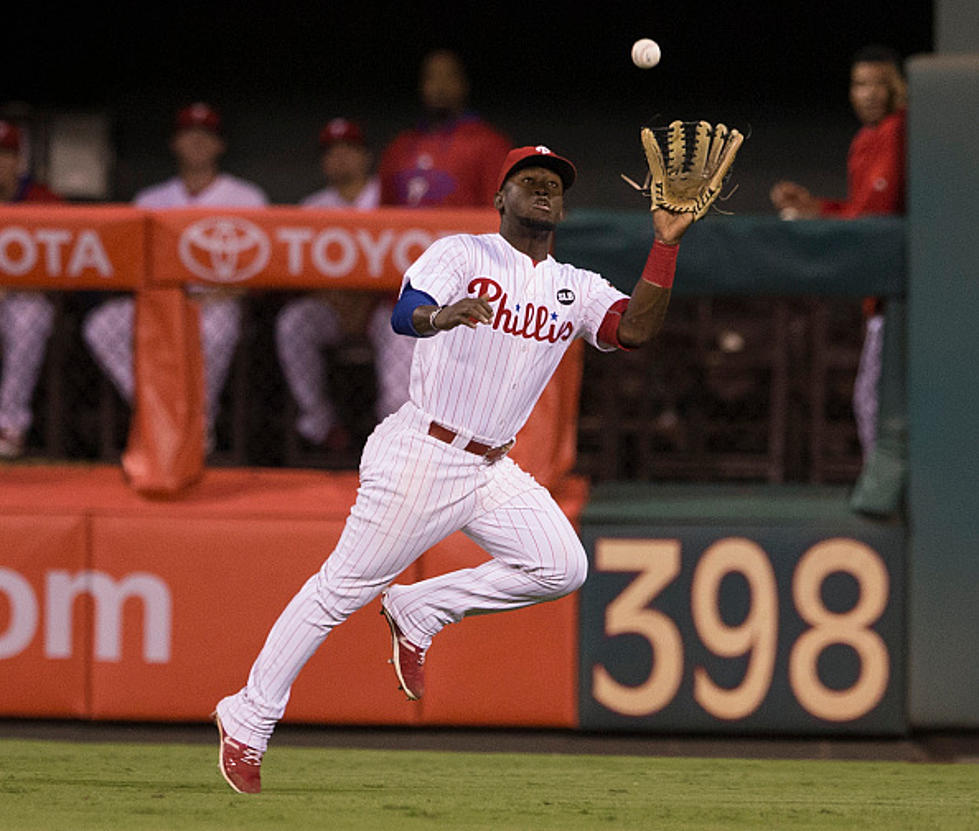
[197,295,242,434]
[217,404,483,750]
[0,291,55,435]
[853,314,884,460]
[275,295,343,443]
[383,460,588,650]
[82,296,135,401]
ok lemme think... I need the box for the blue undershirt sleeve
[390,281,439,337]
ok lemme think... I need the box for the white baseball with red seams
[631,38,661,69]
[215,230,630,753]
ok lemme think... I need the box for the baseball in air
[631,38,661,69]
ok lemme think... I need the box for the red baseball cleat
[213,712,263,794]
[380,601,426,701]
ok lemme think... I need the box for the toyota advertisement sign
[0,205,500,290]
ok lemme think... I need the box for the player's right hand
[436,294,494,330]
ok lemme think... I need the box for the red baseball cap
[498,145,576,191]
[0,120,21,152]
[318,117,366,148]
[175,102,222,134]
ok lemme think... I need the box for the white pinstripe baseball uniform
[82,174,267,440]
[217,230,629,751]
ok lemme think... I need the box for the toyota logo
[178,216,270,283]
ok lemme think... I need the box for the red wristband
[641,240,679,289]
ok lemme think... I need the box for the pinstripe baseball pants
[217,402,587,751]
[853,314,884,460]
[83,293,241,435]
[0,291,54,436]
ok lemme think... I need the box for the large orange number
[789,538,890,721]
[692,538,778,719]
[592,539,683,716]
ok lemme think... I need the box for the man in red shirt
[378,49,511,208]
[372,51,512,449]
[0,120,64,459]
[770,45,906,460]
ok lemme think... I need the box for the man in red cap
[0,120,64,459]
[301,118,379,210]
[82,102,267,453]
[275,118,411,459]
[214,144,695,794]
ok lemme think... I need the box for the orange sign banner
[0,466,585,727]
[0,206,146,289]
[147,206,501,289]
[0,205,501,291]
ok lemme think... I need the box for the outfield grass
[0,739,976,830]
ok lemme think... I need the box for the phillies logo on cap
[319,117,365,147]
[498,145,577,191]
[175,102,222,134]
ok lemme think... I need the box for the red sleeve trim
[641,240,680,288]
[597,297,633,350]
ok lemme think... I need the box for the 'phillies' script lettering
[468,277,573,344]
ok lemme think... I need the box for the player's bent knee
[563,547,589,595]
[536,545,588,599]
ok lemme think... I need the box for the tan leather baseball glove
[623,120,744,220]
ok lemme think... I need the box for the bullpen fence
[0,206,883,485]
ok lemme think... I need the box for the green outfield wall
[578,485,907,734]
[906,54,979,728]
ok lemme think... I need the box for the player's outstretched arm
[616,209,693,348]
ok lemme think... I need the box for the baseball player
[276,118,411,453]
[82,103,267,452]
[215,145,695,794]
[0,120,64,459]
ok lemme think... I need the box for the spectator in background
[378,49,511,207]
[276,118,410,453]
[82,102,267,453]
[0,120,64,459]
[770,44,906,459]
[301,118,380,211]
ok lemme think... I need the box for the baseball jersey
[378,114,510,207]
[819,109,905,218]
[301,177,380,210]
[403,233,627,444]
[133,173,267,208]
